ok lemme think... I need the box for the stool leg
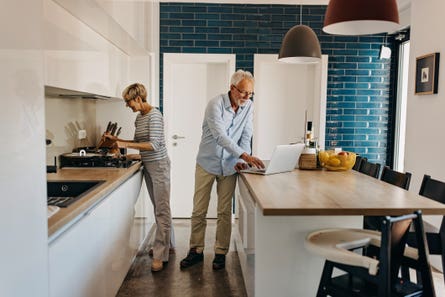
[401,266,410,280]
[317,261,334,297]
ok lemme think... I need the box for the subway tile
[345,69,371,76]
[170,27,194,33]
[169,13,195,19]
[207,47,232,53]
[159,2,393,165]
[169,40,194,47]
[195,27,220,33]
[195,40,219,47]
[207,6,233,13]
[182,33,207,40]
[207,20,232,27]
[344,108,368,115]
[196,13,220,20]
[182,47,207,53]
[182,20,207,26]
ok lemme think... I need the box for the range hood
[45,85,121,101]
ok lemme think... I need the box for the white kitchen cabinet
[233,180,256,297]
[49,171,145,297]
[43,0,152,99]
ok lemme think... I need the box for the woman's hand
[126,154,141,161]
[104,133,118,142]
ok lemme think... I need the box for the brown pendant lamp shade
[323,0,400,35]
[278,25,322,64]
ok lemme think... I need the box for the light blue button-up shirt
[196,92,253,176]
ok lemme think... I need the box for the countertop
[240,169,445,216]
[47,162,142,237]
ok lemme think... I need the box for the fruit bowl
[318,150,356,171]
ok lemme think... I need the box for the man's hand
[240,153,265,169]
[234,162,249,173]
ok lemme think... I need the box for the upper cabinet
[43,0,154,99]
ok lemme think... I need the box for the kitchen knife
[116,127,122,137]
[110,123,118,135]
[105,121,112,133]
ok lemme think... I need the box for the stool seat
[305,228,419,276]
[305,212,435,297]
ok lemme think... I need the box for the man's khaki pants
[190,164,237,255]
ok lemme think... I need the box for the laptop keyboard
[246,166,266,172]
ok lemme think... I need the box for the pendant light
[323,0,400,35]
[278,5,321,64]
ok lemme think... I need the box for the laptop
[240,143,305,175]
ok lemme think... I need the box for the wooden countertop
[47,162,142,237]
[240,169,445,216]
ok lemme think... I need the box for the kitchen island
[47,162,151,297]
[234,169,445,297]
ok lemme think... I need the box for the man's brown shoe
[151,259,163,272]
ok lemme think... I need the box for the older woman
[105,83,173,272]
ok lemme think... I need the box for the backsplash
[45,96,97,165]
[160,3,395,164]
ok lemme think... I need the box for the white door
[253,54,328,159]
[163,53,236,218]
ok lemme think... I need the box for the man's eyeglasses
[233,85,254,98]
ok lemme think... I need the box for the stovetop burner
[59,147,136,168]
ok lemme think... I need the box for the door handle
[172,134,186,140]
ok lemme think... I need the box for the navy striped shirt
[134,108,168,162]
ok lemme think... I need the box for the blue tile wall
[160,3,395,165]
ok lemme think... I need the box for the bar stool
[358,160,381,179]
[364,166,412,231]
[305,210,435,297]
[404,174,445,284]
[352,155,367,171]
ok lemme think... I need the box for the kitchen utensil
[106,121,112,133]
[110,122,118,135]
[116,127,122,137]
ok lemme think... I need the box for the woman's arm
[104,134,154,151]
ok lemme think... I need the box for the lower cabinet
[234,178,256,297]
[49,171,147,297]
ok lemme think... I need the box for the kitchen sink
[47,180,105,208]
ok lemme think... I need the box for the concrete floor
[116,219,247,297]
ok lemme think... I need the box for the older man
[180,70,264,270]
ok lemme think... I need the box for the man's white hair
[230,69,254,86]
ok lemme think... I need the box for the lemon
[327,157,341,167]
[318,151,329,164]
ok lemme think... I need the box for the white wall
[405,1,445,193]
[0,1,49,296]
[405,0,445,271]
[45,97,97,163]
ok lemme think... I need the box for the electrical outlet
[78,129,87,140]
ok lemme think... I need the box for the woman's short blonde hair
[122,83,147,102]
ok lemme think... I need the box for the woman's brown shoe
[151,259,163,272]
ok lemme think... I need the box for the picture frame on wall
[415,52,440,95]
